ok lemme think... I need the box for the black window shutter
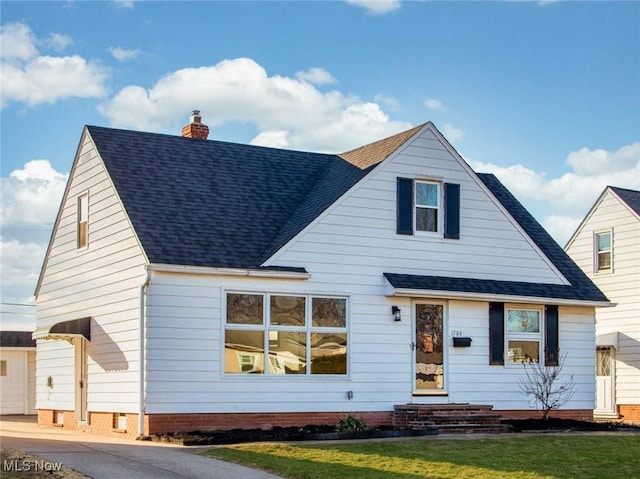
[444,183,460,239]
[545,305,559,366]
[489,302,505,365]
[397,178,413,235]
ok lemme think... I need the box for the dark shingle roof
[88,126,373,269]
[88,125,607,304]
[611,186,640,217]
[384,173,608,303]
[0,331,36,348]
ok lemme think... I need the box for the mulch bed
[150,424,437,446]
[503,418,640,432]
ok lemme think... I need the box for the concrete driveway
[1,415,282,479]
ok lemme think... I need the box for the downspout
[138,266,151,438]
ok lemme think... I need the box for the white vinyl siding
[36,130,147,414]
[268,127,567,285]
[566,189,640,407]
[142,125,590,415]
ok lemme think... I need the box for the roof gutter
[146,263,311,280]
[387,287,615,308]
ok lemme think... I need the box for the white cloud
[251,130,291,149]
[46,32,73,51]
[424,98,447,112]
[374,94,400,111]
[566,143,639,176]
[1,160,68,225]
[346,0,401,15]
[0,22,108,108]
[0,23,38,61]
[295,67,337,85]
[113,0,135,8]
[1,160,68,329]
[108,46,141,62]
[99,57,412,153]
[442,123,465,142]
[470,143,640,244]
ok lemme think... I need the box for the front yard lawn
[202,433,640,479]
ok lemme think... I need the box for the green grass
[202,434,640,479]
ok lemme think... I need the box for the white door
[595,347,616,416]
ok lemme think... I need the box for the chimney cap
[190,110,202,123]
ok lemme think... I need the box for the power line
[0,302,36,307]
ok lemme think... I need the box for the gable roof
[565,185,640,250]
[51,123,607,305]
[87,125,420,270]
[385,174,609,304]
[610,186,640,218]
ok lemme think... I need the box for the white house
[33,113,610,438]
[565,186,640,423]
[1,331,36,415]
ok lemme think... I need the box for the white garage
[1,331,36,415]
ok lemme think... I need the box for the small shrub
[336,414,368,433]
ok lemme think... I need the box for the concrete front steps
[394,403,509,434]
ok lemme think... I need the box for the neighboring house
[34,113,610,438]
[565,186,640,423]
[0,331,36,415]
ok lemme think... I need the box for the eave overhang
[147,263,310,279]
[386,286,614,308]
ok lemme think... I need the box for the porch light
[392,306,402,322]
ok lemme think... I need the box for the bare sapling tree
[517,354,576,420]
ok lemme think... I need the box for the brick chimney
[181,110,209,139]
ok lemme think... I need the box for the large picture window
[224,293,348,376]
[506,308,542,364]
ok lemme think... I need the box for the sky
[1,0,639,330]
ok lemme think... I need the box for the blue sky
[1,0,639,329]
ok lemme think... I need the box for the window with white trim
[77,193,89,249]
[415,180,440,233]
[224,293,348,376]
[595,231,612,272]
[506,308,542,364]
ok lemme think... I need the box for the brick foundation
[146,411,393,435]
[618,405,640,424]
[37,410,141,439]
[37,409,392,438]
[498,409,593,421]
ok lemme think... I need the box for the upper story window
[398,178,459,238]
[415,181,440,233]
[595,231,612,272]
[77,194,89,249]
[224,292,348,376]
